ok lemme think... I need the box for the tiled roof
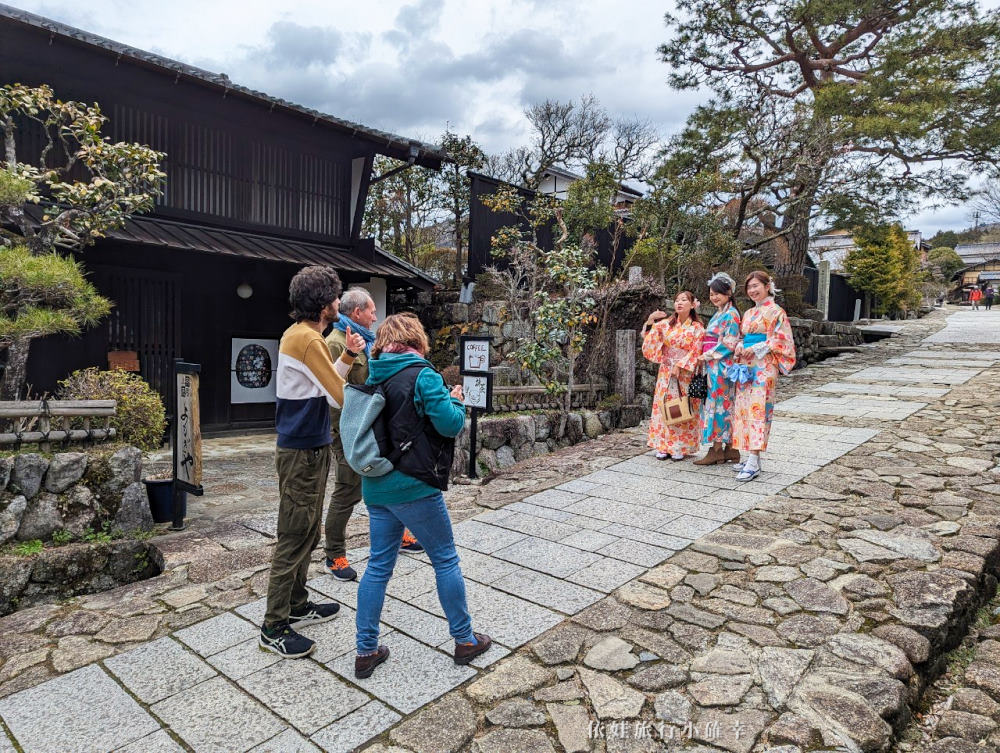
[956,242,1000,264]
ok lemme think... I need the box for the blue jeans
[356,492,475,654]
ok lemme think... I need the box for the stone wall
[0,446,154,547]
[452,405,647,477]
[789,317,865,365]
[0,446,160,615]
[0,538,161,615]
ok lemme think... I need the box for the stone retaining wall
[0,445,158,615]
[907,587,1000,751]
[788,316,865,364]
[0,446,153,547]
[0,539,162,616]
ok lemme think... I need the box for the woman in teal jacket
[352,313,492,678]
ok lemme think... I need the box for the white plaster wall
[357,277,388,319]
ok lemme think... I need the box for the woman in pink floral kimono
[730,271,796,481]
[642,291,704,460]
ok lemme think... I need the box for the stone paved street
[1,307,999,752]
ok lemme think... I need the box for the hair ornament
[707,272,736,290]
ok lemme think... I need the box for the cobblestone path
[0,307,998,752]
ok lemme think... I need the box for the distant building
[536,165,643,213]
[955,242,1000,266]
[809,229,930,273]
[955,258,1000,291]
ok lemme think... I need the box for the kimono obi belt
[702,335,719,353]
[725,334,767,385]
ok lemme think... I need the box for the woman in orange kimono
[730,271,796,481]
[641,291,705,460]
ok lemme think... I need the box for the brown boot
[723,444,741,464]
[693,446,724,466]
[355,645,390,678]
[455,632,493,665]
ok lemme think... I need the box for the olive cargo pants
[323,431,361,561]
[264,445,331,627]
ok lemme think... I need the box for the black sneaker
[326,557,358,582]
[400,539,425,554]
[289,601,340,627]
[259,622,315,659]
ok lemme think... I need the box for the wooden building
[467,172,636,280]
[1,6,440,432]
[955,258,1000,293]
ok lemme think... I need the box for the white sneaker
[655,451,669,460]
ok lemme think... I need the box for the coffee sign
[460,336,491,374]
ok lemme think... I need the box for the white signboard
[462,339,490,374]
[230,338,279,404]
[463,375,489,410]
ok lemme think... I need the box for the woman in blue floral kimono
[693,273,742,466]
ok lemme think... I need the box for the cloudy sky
[11,0,995,234]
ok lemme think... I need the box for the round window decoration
[235,344,272,389]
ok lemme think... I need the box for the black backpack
[342,364,456,490]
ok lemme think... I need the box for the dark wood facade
[467,172,635,280]
[1,9,440,432]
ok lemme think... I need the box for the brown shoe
[693,446,723,466]
[454,632,493,665]
[723,444,741,464]
[355,645,390,679]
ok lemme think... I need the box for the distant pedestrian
[985,286,995,311]
[260,266,366,659]
[323,288,422,584]
[693,273,741,466]
[729,271,797,482]
[642,291,705,461]
[348,313,492,679]
[971,287,983,310]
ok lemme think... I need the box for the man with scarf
[324,288,422,582]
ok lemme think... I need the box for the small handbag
[687,366,708,401]
[660,377,694,426]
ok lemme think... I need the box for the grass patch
[11,539,43,556]
[81,521,123,544]
[50,529,74,545]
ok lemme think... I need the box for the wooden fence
[491,383,608,412]
[0,400,117,450]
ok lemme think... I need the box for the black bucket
[143,479,186,524]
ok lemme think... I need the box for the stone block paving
[848,365,978,384]
[0,420,873,753]
[923,308,1000,343]
[2,307,1000,752]
[776,394,927,420]
[812,381,949,399]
